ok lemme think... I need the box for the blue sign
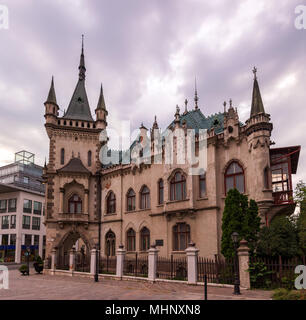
[0,245,16,250]
[21,245,38,250]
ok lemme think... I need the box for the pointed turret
[45,76,57,106]
[96,84,106,110]
[63,35,94,122]
[250,67,265,117]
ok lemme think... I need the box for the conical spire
[250,67,265,117]
[64,36,93,121]
[152,115,158,129]
[79,35,86,81]
[45,76,57,105]
[96,83,106,110]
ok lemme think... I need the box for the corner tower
[43,37,108,266]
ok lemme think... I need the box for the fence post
[148,244,159,282]
[69,248,76,275]
[90,248,97,275]
[237,239,250,289]
[185,242,199,285]
[116,245,126,279]
[51,248,57,275]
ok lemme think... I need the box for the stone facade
[42,45,300,262]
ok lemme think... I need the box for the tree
[295,181,306,255]
[221,189,261,259]
[257,216,299,258]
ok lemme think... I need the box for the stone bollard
[116,245,126,279]
[51,248,57,275]
[90,248,97,275]
[148,245,159,282]
[69,248,76,275]
[237,239,250,289]
[185,242,199,285]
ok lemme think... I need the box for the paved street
[0,269,272,300]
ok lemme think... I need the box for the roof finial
[194,77,199,110]
[79,34,86,81]
[184,98,188,114]
[152,115,158,129]
[229,99,232,108]
[223,101,227,113]
[252,66,257,80]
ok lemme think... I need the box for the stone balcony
[57,213,90,229]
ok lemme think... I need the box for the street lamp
[231,232,240,295]
[94,242,99,282]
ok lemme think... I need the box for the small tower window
[88,150,92,167]
[68,194,82,214]
[60,148,65,165]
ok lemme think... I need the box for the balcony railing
[58,213,89,223]
[273,190,294,205]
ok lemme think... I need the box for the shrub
[248,260,274,289]
[19,264,28,273]
[272,289,306,300]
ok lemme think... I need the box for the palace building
[42,41,301,266]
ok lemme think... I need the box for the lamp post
[231,232,240,295]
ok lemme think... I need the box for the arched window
[158,179,164,204]
[140,186,150,209]
[140,227,150,251]
[68,194,82,214]
[170,172,186,201]
[60,148,65,165]
[105,231,116,256]
[173,223,190,251]
[199,174,206,198]
[225,161,245,194]
[127,189,136,211]
[106,192,116,214]
[126,228,136,251]
[88,150,92,167]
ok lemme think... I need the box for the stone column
[148,245,159,282]
[69,248,76,274]
[84,189,89,215]
[237,239,250,289]
[90,248,97,275]
[185,242,199,285]
[59,188,64,213]
[51,248,57,275]
[116,245,126,279]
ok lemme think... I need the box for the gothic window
[68,194,82,214]
[106,191,116,214]
[140,227,150,251]
[140,186,150,209]
[225,161,245,194]
[88,150,92,167]
[158,179,164,204]
[170,172,186,201]
[60,148,65,165]
[126,228,136,251]
[127,189,136,211]
[105,231,116,256]
[173,223,190,251]
[199,174,206,198]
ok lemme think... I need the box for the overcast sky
[0,0,305,187]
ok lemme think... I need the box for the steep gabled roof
[250,68,265,117]
[58,157,90,174]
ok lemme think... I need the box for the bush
[272,289,306,300]
[248,260,274,289]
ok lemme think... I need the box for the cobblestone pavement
[0,269,272,300]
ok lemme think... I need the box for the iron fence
[249,255,306,289]
[99,256,117,274]
[123,253,148,277]
[74,252,90,273]
[156,255,187,281]
[57,252,69,270]
[197,256,235,285]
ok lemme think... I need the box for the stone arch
[167,168,187,182]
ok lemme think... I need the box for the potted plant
[33,255,44,274]
[19,264,28,275]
